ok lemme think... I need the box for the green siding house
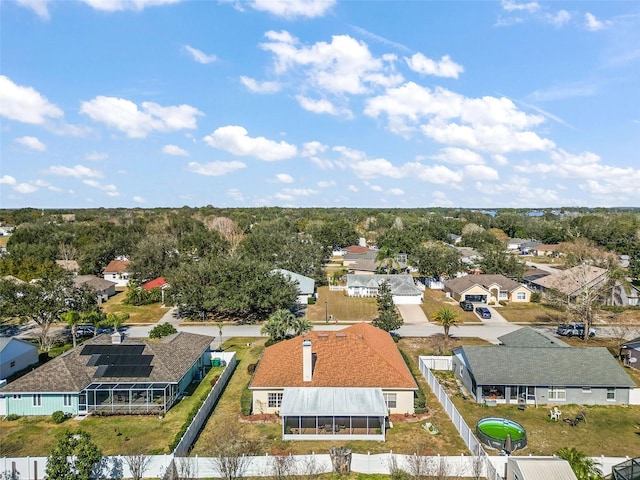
[0,332,212,417]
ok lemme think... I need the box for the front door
[78,392,88,414]
[517,386,535,403]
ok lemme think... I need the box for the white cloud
[547,10,570,27]
[333,146,366,161]
[296,95,353,118]
[44,164,103,178]
[249,0,335,18]
[14,183,39,194]
[350,25,411,53]
[301,141,328,157]
[310,157,335,170]
[133,196,145,203]
[526,81,599,102]
[15,136,47,152]
[274,187,318,201]
[80,96,202,138]
[0,75,63,124]
[406,163,463,184]
[369,184,383,192]
[83,179,120,197]
[260,31,403,96]
[501,0,539,13]
[240,76,282,94]
[0,175,17,185]
[203,125,297,161]
[585,12,611,31]
[493,154,509,166]
[317,180,336,187]
[80,0,183,12]
[16,0,51,19]
[347,184,359,192]
[183,45,217,64]
[464,164,500,181]
[405,53,464,79]
[431,147,484,165]
[350,158,405,179]
[187,161,246,176]
[227,188,244,201]
[85,152,109,161]
[162,144,189,156]
[388,188,404,195]
[275,173,294,183]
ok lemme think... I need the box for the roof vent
[317,333,329,338]
[336,333,347,338]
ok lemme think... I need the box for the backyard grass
[307,286,378,322]
[101,289,168,324]
[498,302,565,324]
[0,365,225,457]
[434,371,640,457]
[0,236,9,248]
[420,289,481,324]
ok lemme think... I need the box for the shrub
[5,413,20,421]
[51,410,67,424]
[240,386,253,416]
[307,296,315,305]
[498,300,507,306]
[247,363,257,375]
[149,322,177,339]
[210,375,221,387]
[530,292,541,303]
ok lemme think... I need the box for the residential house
[622,336,640,370]
[611,456,640,480]
[446,245,483,272]
[249,323,418,441]
[443,274,532,304]
[506,457,578,480]
[529,265,608,301]
[452,327,635,405]
[507,238,532,251]
[103,258,130,287]
[346,274,423,304]
[519,241,542,255]
[56,260,80,274]
[273,269,315,304]
[0,332,213,416]
[0,337,39,381]
[73,275,117,303]
[529,244,562,257]
[141,276,169,291]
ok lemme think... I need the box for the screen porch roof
[279,387,388,417]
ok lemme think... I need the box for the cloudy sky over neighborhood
[1,0,639,208]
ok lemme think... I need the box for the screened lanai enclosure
[280,387,388,441]
[79,382,178,414]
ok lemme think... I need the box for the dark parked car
[475,306,492,319]
[75,325,95,337]
[459,300,474,311]
[556,323,596,338]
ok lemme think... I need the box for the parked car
[459,300,474,311]
[475,306,492,319]
[556,323,596,338]
[75,325,95,337]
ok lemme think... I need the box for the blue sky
[1,0,639,209]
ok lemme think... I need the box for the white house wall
[0,341,39,380]
[392,295,422,305]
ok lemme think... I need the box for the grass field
[0,236,9,248]
[0,365,225,457]
[420,289,481,324]
[498,302,565,324]
[306,286,378,322]
[101,289,168,324]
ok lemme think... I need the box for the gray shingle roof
[456,345,635,387]
[346,274,421,296]
[444,274,529,295]
[498,327,568,348]
[0,332,213,393]
[530,265,608,297]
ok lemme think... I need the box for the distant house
[343,249,410,274]
[346,274,422,304]
[56,259,80,274]
[622,336,640,370]
[529,265,608,301]
[249,323,418,441]
[272,269,315,304]
[529,244,562,257]
[506,457,578,480]
[0,338,39,381]
[61,214,76,223]
[74,275,117,303]
[443,274,531,304]
[452,327,635,405]
[0,332,212,416]
[506,238,532,251]
[141,276,169,291]
[103,259,130,287]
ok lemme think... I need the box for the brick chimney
[303,339,313,382]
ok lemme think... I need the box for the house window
[582,387,591,393]
[607,388,616,401]
[33,394,42,407]
[63,394,73,407]
[13,394,22,400]
[499,291,508,299]
[548,387,566,401]
[516,292,526,300]
[268,392,283,408]
[383,393,397,409]
[10,360,16,368]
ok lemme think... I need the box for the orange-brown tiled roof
[142,277,168,291]
[344,245,372,254]
[104,259,129,273]
[250,323,417,390]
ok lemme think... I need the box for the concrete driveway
[397,304,430,325]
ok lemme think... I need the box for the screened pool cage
[79,382,178,415]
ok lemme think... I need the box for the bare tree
[404,451,430,480]
[296,454,323,480]
[428,455,453,480]
[205,216,243,252]
[470,445,485,480]
[268,452,296,480]
[124,454,152,480]
[58,243,79,261]
[175,457,196,480]
[387,454,406,480]
[209,425,259,480]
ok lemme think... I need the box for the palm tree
[431,306,460,344]
[376,246,397,274]
[556,447,603,480]
[61,311,81,348]
[106,312,130,332]
[81,310,105,337]
[261,309,311,343]
[260,316,288,343]
[290,316,312,336]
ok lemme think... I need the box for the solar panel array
[82,344,153,378]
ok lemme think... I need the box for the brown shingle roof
[74,275,117,292]
[104,259,130,273]
[444,274,528,295]
[0,332,213,393]
[531,265,608,297]
[250,323,417,390]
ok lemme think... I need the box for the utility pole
[325,300,328,324]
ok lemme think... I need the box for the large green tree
[412,242,463,280]
[555,447,603,480]
[371,281,403,332]
[477,244,526,279]
[46,430,102,480]
[260,309,312,343]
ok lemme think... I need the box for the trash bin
[212,357,221,367]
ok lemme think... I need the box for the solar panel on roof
[87,354,153,366]
[80,345,145,356]
[97,365,153,378]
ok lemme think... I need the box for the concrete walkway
[397,304,430,325]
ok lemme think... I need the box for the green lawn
[0,365,225,457]
[101,289,169,324]
[307,286,378,322]
[420,289,481,324]
[498,302,565,324]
